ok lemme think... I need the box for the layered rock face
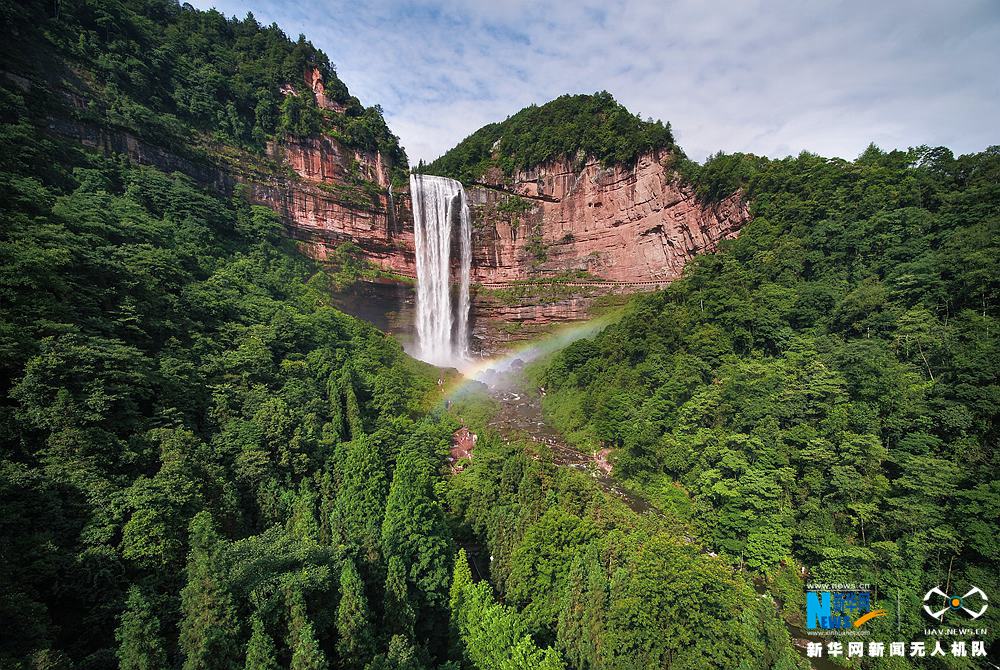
[27,64,416,278]
[466,149,748,283]
[28,59,749,355]
[461,150,749,353]
[253,132,415,277]
[251,67,415,276]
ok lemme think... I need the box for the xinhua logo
[807,590,886,630]
[923,586,989,621]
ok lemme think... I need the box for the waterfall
[409,173,471,366]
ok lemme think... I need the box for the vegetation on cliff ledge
[422,92,676,182]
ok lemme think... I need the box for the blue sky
[189,0,1000,165]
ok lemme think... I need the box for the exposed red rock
[255,134,415,276]
[467,149,749,283]
[459,150,749,352]
[304,65,348,113]
[594,448,613,475]
[32,61,749,356]
[449,426,477,472]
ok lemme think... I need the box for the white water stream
[409,173,471,366]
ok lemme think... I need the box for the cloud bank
[189,0,1000,165]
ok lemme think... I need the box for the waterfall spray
[409,173,471,366]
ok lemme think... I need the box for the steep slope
[539,146,1000,655]
[6,6,752,357]
[0,4,453,667]
[2,0,416,277]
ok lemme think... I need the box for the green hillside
[540,145,1000,649]
[1,1,995,669]
[423,92,676,182]
[1,0,407,177]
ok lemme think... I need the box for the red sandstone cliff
[250,66,414,275]
[21,57,750,353]
[254,130,414,276]
[466,149,748,283]
[24,63,417,278]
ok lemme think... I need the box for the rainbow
[434,312,623,406]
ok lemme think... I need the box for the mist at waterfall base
[409,173,620,384]
[436,313,622,412]
[409,173,471,368]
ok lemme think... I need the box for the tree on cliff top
[424,92,676,182]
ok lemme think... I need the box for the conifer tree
[244,614,279,670]
[449,549,474,625]
[179,512,241,670]
[332,434,387,561]
[336,558,375,669]
[449,549,565,670]
[116,586,167,670]
[381,437,453,611]
[341,367,365,440]
[366,635,424,670]
[383,554,415,639]
[326,372,346,442]
[286,589,329,670]
[448,549,475,664]
[556,546,606,670]
[291,620,328,670]
[288,477,320,543]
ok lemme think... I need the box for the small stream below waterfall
[484,380,653,515]
[477,368,835,670]
[411,170,825,668]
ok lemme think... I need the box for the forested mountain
[541,146,1000,649]
[0,56,461,670]
[0,1,444,668]
[2,1,997,669]
[422,92,676,183]
[1,0,407,175]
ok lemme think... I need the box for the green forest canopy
[1,0,998,668]
[0,1,796,667]
[423,92,676,183]
[1,0,407,169]
[540,143,999,645]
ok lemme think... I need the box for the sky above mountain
[190,0,1000,166]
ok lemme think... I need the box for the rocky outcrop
[25,64,416,278]
[466,149,748,283]
[304,65,348,113]
[255,133,415,276]
[458,150,749,353]
[242,65,415,274]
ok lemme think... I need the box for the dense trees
[1,0,406,170]
[116,587,169,670]
[0,66,456,666]
[541,145,1000,653]
[424,92,675,183]
[3,1,997,668]
[446,433,805,669]
[449,549,565,670]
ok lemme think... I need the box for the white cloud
[190,0,1000,164]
